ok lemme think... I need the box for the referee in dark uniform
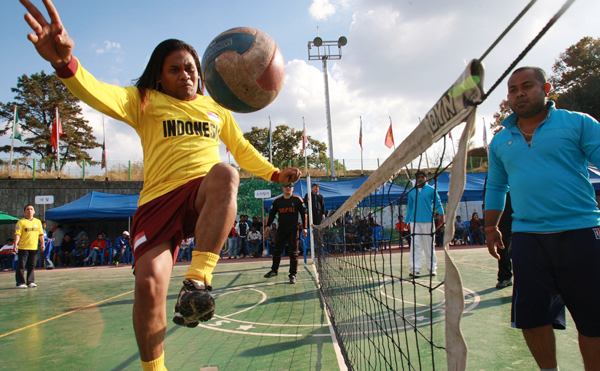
[264,183,307,284]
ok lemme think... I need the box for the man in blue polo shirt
[406,171,444,277]
[485,66,600,370]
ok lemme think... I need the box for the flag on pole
[384,122,394,148]
[51,107,62,150]
[449,131,453,141]
[359,117,363,150]
[101,139,107,169]
[302,122,308,152]
[225,147,229,153]
[483,118,489,149]
[10,107,23,142]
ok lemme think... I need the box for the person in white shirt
[247,227,262,258]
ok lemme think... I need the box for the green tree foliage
[237,179,285,218]
[0,71,100,171]
[243,125,328,170]
[491,99,512,135]
[551,36,600,121]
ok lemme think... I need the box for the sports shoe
[28,283,37,288]
[173,279,215,328]
[496,279,513,289]
[431,271,437,276]
[264,270,278,278]
[409,271,420,277]
[289,275,297,284]
[82,257,89,262]
[16,284,27,289]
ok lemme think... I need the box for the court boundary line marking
[0,290,134,339]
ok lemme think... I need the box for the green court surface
[0,247,585,370]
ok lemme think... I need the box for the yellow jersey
[58,58,279,206]
[15,218,44,250]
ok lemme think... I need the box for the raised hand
[20,0,74,68]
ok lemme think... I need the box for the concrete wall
[0,179,143,245]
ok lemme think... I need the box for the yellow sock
[185,251,219,286]
[141,352,167,371]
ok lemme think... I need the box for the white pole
[8,106,16,179]
[304,118,315,262]
[103,114,108,181]
[268,116,272,164]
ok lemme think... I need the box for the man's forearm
[484,210,503,228]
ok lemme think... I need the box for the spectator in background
[74,226,87,243]
[113,231,130,265]
[247,226,262,258]
[345,220,359,252]
[227,221,237,259]
[177,238,193,262]
[70,233,89,266]
[0,239,16,271]
[51,224,66,266]
[83,233,107,266]
[266,223,277,257]
[14,204,45,288]
[395,215,411,248]
[66,226,76,241]
[304,183,326,225]
[252,216,263,235]
[469,212,485,245]
[358,219,373,250]
[235,215,249,259]
[60,234,75,266]
[453,216,468,245]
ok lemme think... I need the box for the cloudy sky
[1,0,598,172]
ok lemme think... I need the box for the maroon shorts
[131,177,203,265]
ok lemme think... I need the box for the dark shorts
[131,177,203,266]
[511,228,600,337]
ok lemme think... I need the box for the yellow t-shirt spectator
[15,218,44,250]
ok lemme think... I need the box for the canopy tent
[45,191,139,222]
[264,177,410,210]
[432,172,487,202]
[0,211,20,225]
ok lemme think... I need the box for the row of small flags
[8,106,106,169]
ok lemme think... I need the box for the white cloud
[310,0,349,21]
[95,41,121,54]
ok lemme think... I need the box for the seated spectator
[435,213,445,247]
[0,239,16,270]
[329,221,344,253]
[266,223,277,257]
[177,238,192,262]
[113,231,130,265]
[345,220,359,252]
[83,234,107,266]
[469,212,485,244]
[74,226,87,243]
[358,219,373,250]
[247,226,262,258]
[59,234,75,266]
[453,216,468,245]
[395,215,411,248]
[70,233,90,266]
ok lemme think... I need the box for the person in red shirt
[83,234,107,266]
[395,215,411,248]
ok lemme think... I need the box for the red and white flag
[302,123,308,152]
[449,131,453,141]
[359,117,363,150]
[483,118,488,149]
[101,139,107,169]
[51,106,63,150]
[384,120,394,149]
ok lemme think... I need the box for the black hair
[134,39,205,110]
[24,204,34,211]
[415,170,427,179]
[512,66,548,85]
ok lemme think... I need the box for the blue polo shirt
[485,101,600,232]
[406,184,444,223]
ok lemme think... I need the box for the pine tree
[0,71,100,171]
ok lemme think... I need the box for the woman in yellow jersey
[14,204,45,289]
[20,1,301,370]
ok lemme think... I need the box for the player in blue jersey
[485,66,600,370]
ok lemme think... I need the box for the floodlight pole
[308,36,347,181]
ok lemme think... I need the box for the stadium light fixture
[307,36,347,180]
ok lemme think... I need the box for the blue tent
[432,172,487,202]
[263,177,410,210]
[45,191,139,222]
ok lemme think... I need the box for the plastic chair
[372,226,391,251]
[462,221,476,245]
